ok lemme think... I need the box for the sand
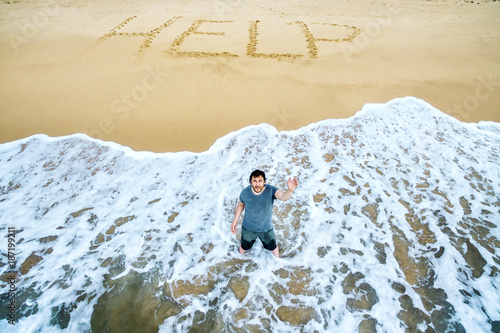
[0,0,499,152]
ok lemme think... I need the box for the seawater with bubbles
[0,97,499,332]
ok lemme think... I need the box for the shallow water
[0,97,499,332]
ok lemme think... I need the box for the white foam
[0,97,499,332]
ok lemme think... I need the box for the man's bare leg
[271,246,280,258]
[239,244,246,255]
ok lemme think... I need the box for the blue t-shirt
[239,185,278,232]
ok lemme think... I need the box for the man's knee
[263,238,277,251]
[241,239,255,250]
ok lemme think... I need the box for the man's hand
[231,220,238,234]
[287,177,298,191]
[276,177,298,201]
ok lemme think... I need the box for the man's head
[249,169,266,194]
[249,169,266,183]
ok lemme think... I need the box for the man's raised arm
[275,177,298,201]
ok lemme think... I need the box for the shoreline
[3,96,499,156]
[1,0,499,153]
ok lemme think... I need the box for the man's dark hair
[249,169,266,183]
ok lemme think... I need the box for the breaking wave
[0,97,499,332]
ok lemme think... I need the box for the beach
[1,97,499,332]
[0,0,499,152]
[1,1,500,331]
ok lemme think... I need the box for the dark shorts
[241,227,277,251]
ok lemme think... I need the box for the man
[231,169,298,257]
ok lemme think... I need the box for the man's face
[251,176,265,194]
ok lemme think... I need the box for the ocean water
[0,97,499,332]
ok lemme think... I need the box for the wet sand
[0,0,499,152]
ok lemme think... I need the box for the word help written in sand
[99,16,361,59]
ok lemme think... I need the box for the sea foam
[0,97,499,332]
